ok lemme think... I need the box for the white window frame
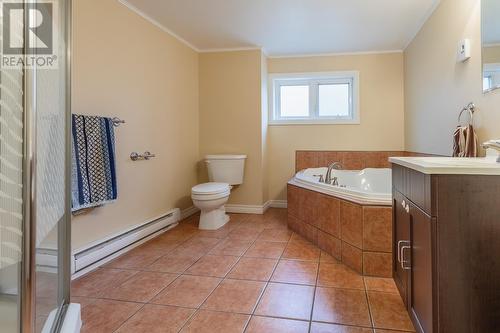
[268,71,360,125]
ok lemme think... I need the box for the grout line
[111,302,146,332]
[365,286,375,329]
[308,245,321,333]
[177,214,255,332]
[242,220,292,332]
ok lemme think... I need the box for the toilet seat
[191,182,230,201]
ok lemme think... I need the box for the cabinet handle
[402,199,406,208]
[400,244,411,270]
[397,240,404,263]
[405,204,410,213]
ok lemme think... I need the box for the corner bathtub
[288,167,392,206]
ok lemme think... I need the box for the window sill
[268,119,360,126]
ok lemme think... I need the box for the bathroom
[1,0,499,332]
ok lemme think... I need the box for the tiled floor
[71,209,415,333]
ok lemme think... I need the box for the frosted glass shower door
[30,0,72,332]
[0,0,72,332]
[0,11,24,332]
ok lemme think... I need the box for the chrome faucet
[482,140,500,162]
[325,162,343,184]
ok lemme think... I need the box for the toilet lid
[192,182,230,195]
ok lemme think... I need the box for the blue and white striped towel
[71,114,117,212]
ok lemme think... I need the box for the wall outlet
[457,39,471,62]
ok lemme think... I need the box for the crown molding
[267,49,403,59]
[198,46,264,53]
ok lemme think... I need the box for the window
[269,72,359,125]
[483,75,493,91]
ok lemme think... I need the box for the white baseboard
[268,200,287,208]
[181,206,199,220]
[225,200,287,215]
[71,209,181,280]
[225,204,266,214]
[71,223,178,280]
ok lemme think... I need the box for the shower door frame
[20,0,72,332]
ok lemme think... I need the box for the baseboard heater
[72,208,180,274]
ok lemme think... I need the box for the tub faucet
[325,162,343,184]
[332,177,339,186]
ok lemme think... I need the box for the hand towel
[71,114,117,212]
[453,124,478,157]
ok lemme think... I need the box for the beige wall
[198,50,266,205]
[72,0,199,250]
[404,0,500,155]
[267,53,405,200]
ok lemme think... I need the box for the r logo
[2,2,53,55]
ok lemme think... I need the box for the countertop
[389,156,500,175]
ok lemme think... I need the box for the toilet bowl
[192,183,231,230]
[191,154,246,230]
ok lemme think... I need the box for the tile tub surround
[288,184,392,277]
[295,150,440,172]
[72,209,414,332]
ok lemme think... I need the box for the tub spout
[325,162,343,184]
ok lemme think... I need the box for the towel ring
[458,103,475,125]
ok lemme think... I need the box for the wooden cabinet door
[393,190,411,306]
[409,203,435,333]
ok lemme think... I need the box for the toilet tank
[205,155,247,185]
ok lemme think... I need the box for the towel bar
[130,151,156,161]
[112,117,125,127]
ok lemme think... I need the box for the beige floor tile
[209,239,253,256]
[71,268,139,298]
[363,277,398,294]
[227,227,263,241]
[227,257,278,281]
[103,247,164,270]
[146,254,200,274]
[180,310,250,333]
[257,228,292,242]
[312,287,371,327]
[282,240,321,261]
[185,255,239,277]
[310,322,373,333]
[201,279,266,314]
[151,275,221,308]
[254,282,315,320]
[244,241,287,259]
[100,271,178,302]
[317,263,365,290]
[80,299,141,333]
[367,291,415,331]
[116,304,195,333]
[271,260,319,285]
[321,251,340,264]
[246,316,309,333]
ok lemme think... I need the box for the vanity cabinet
[392,163,500,333]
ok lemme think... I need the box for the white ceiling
[120,0,441,56]
[483,0,500,45]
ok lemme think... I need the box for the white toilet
[191,155,246,230]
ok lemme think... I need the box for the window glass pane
[280,85,309,117]
[319,84,350,117]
